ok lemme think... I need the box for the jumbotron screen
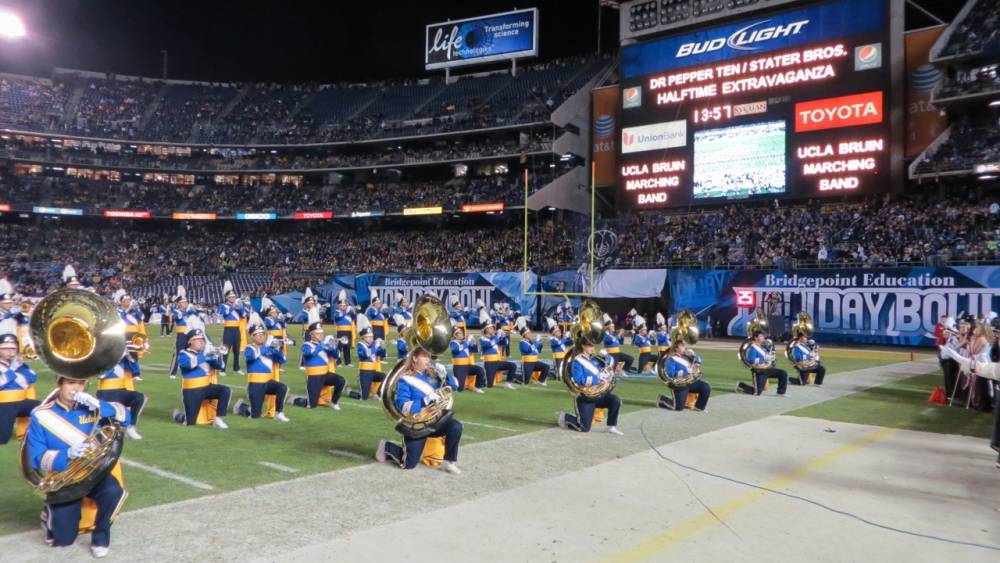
[618,0,901,209]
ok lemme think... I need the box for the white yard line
[462,420,518,432]
[120,457,215,491]
[257,461,299,473]
[328,449,368,461]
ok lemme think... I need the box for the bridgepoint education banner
[668,267,1000,346]
[349,272,538,320]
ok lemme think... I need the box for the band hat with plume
[261,295,276,313]
[356,312,371,334]
[62,264,79,285]
[174,285,187,303]
[449,294,461,308]
[371,290,380,304]
[634,314,646,329]
[545,317,558,332]
[112,288,129,306]
[247,311,265,335]
[395,292,405,306]
[0,317,17,340]
[337,289,348,305]
[478,307,491,326]
[0,278,14,303]
[223,280,235,299]
[656,312,666,328]
[303,287,316,304]
[515,316,529,333]
[0,332,18,349]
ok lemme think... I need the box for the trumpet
[128,334,149,358]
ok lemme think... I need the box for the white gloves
[374,338,384,349]
[424,391,441,404]
[323,335,337,347]
[74,392,101,412]
[339,337,349,345]
[434,362,447,378]
[68,442,94,460]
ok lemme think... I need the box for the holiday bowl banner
[668,267,1000,346]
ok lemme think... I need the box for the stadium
[0,0,998,561]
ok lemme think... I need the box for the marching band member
[292,322,345,410]
[556,303,573,336]
[557,339,623,435]
[375,348,463,474]
[96,350,145,440]
[115,291,147,382]
[789,334,826,386]
[657,340,711,412]
[218,286,245,375]
[367,294,388,342]
[655,322,671,354]
[393,294,412,336]
[448,298,467,333]
[63,264,82,289]
[176,328,230,428]
[397,332,409,361]
[549,325,572,377]
[737,330,789,396]
[168,288,198,378]
[0,332,39,444]
[603,322,635,374]
[264,304,287,349]
[0,284,17,322]
[334,296,355,366]
[633,324,655,375]
[233,323,289,421]
[26,374,130,557]
[451,326,485,393]
[155,299,171,336]
[355,327,386,400]
[518,327,550,385]
[500,304,515,357]
[480,322,517,390]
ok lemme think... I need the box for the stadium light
[989,100,1000,107]
[0,10,26,39]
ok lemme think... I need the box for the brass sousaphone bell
[738,308,774,369]
[785,311,819,370]
[380,294,454,439]
[559,300,616,400]
[20,288,128,504]
[656,310,703,389]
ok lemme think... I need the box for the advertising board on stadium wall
[425,8,538,70]
[668,267,1000,346]
[172,212,217,220]
[591,86,619,187]
[403,206,443,216]
[103,210,152,219]
[0,204,10,212]
[345,273,538,320]
[294,211,334,220]
[904,25,947,158]
[618,0,902,209]
[33,206,83,216]
[461,202,504,213]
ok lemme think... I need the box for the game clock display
[617,0,902,209]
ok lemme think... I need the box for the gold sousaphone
[785,311,819,370]
[380,294,454,439]
[656,310,702,389]
[559,300,616,400]
[20,289,127,504]
[738,308,775,369]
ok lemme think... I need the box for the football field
[1,328,994,560]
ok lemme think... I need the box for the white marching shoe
[212,417,229,429]
[330,402,341,411]
[503,382,516,390]
[474,387,485,394]
[375,439,387,463]
[125,426,143,440]
[91,545,109,558]
[274,412,290,422]
[557,412,568,429]
[605,426,624,436]
[439,461,462,475]
[232,398,246,415]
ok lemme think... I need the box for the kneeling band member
[294,322,345,410]
[26,376,130,557]
[634,325,656,374]
[234,324,289,421]
[0,333,40,444]
[177,329,231,428]
[737,330,788,396]
[375,347,463,474]
[518,327,550,385]
[603,323,634,373]
[450,327,485,392]
[657,341,711,411]
[355,328,386,400]
[549,326,572,378]
[96,352,145,440]
[480,323,517,389]
[557,341,623,435]
[789,335,825,386]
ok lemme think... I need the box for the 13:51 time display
[692,105,732,124]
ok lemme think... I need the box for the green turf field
[789,371,995,439]
[0,328,907,534]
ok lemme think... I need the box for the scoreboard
[617,0,903,209]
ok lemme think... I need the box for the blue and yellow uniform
[218,300,245,373]
[154,304,170,335]
[450,336,485,391]
[549,333,573,376]
[499,311,515,357]
[0,352,40,444]
[655,330,671,354]
[394,304,412,334]
[367,302,388,340]
[519,333,550,384]
[356,336,386,400]
[603,331,634,373]
[381,369,463,470]
[26,395,130,549]
[297,333,345,408]
[334,305,355,365]
[239,342,288,418]
[97,356,145,428]
[634,332,655,374]
[560,353,621,432]
[479,332,516,387]
[397,336,409,360]
[168,303,198,376]
[177,345,231,424]
[449,306,467,332]
[658,351,711,411]
[737,341,788,396]
[790,340,826,385]
[119,304,145,378]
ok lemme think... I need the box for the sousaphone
[656,310,702,389]
[559,300,616,400]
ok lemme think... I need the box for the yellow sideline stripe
[606,426,896,563]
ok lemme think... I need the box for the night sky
[0,0,964,83]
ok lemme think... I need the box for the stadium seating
[936,0,1000,58]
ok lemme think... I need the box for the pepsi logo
[622,86,642,108]
[625,88,639,101]
[858,45,877,63]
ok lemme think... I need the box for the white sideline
[120,458,215,491]
[257,461,299,473]
[328,449,368,461]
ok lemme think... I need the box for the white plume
[545,317,558,331]
[337,289,347,304]
[656,312,666,327]
[356,313,371,332]
[62,265,77,282]
[176,285,186,299]
[0,318,17,336]
[478,308,491,325]
[0,278,12,295]
[634,314,646,329]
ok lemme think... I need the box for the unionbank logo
[594,114,615,138]
[854,43,882,71]
[622,86,642,109]
[621,120,687,154]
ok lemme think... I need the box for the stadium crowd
[912,119,1000,174]
[936,0,1000,58]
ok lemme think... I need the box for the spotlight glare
[0,11,26,39]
